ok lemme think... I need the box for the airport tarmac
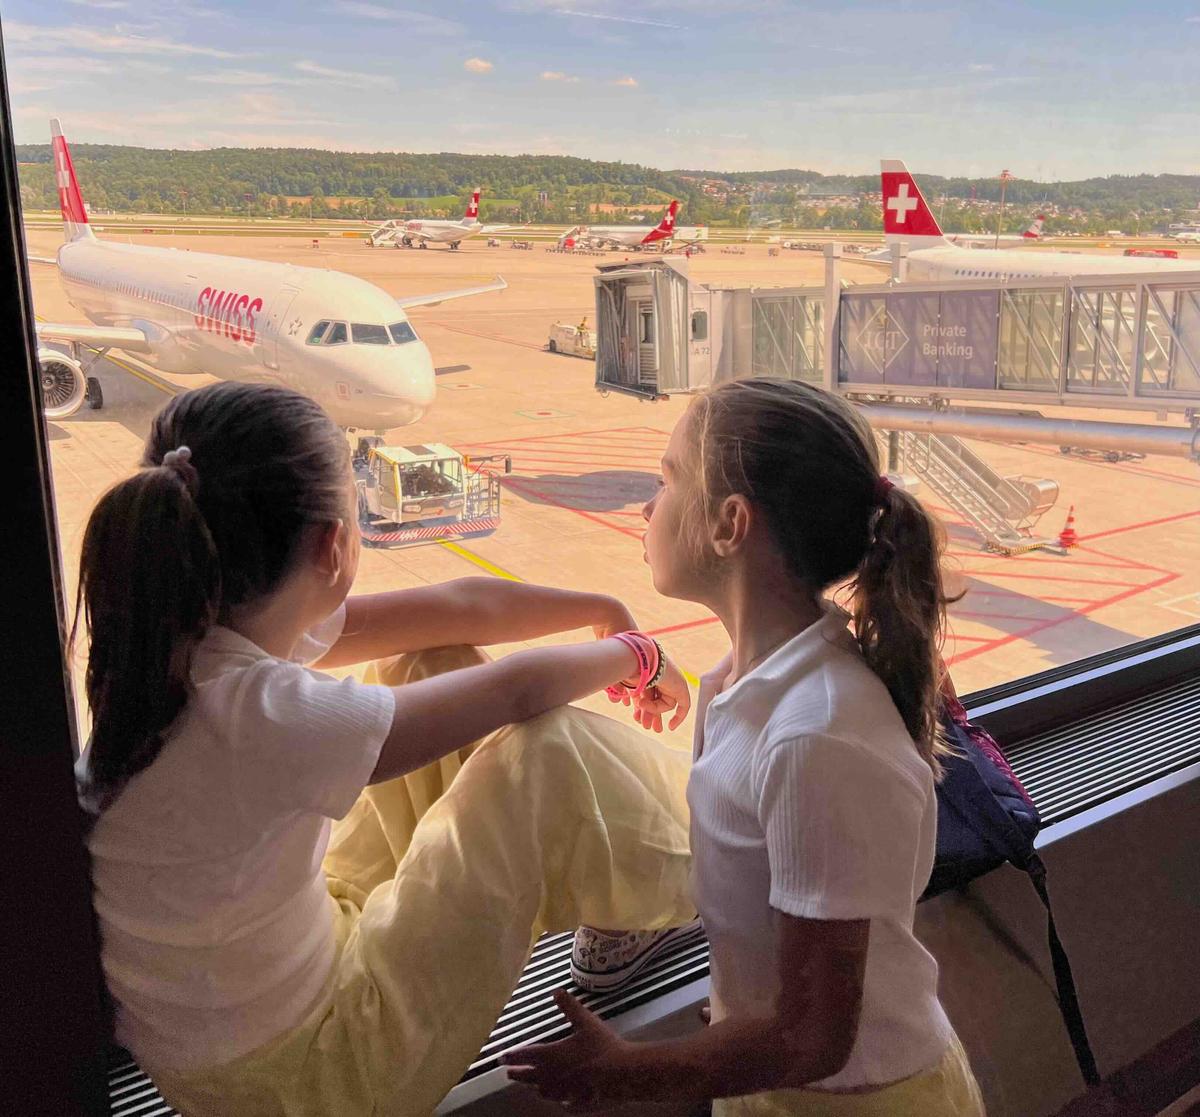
[26,225,1200,744]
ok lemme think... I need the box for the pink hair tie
[874,475,894,506]
[606,632,661,700]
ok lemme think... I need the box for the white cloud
[613,75,638,87]
[293,60,397,89]
[191,69,307,87]
[328,2,463,32]
[555,8,682,29]
[541,70,580,82]
[968,62,996,72]
[4,23,245,58]
[464,57,494,73]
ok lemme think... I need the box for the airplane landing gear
[400,236,413,248]
[449,241,461,250]
[86,376,104,410]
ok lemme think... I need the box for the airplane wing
[481,224,520,234]
[396,275,507,310]
[35,322,153,352]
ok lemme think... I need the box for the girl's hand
[631,658,691,733]
[503,990,636,1107]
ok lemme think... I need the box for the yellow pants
[715,1035,985,1117]
[150,647,694,1116]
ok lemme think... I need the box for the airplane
[878,160,1198,281]
[566,200,688,250]
[367,189,516,250]
[31,120,506,429]
[1168,231,1200,244]
[945,214,1045,248]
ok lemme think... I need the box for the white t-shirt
[77,606,395,1072]
[687,604,952,1090]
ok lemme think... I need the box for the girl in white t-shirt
[74,381,697,1115]
[508,378,986,1115]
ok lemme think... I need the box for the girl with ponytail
[509,379,984,1116]
[74,382,699,1115]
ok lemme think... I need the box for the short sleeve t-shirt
[77,605,395,1073]
[687,605,952,1089]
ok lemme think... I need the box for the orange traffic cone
[1058,506,1078,549]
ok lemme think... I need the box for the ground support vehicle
[547,322,597,358]
[354,440,511,547]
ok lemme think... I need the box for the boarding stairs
[894,429,1058,555]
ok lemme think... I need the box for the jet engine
[38,348,88,419]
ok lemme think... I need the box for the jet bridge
[594,253,1200,421]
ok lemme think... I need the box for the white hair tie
[162,446,192,468]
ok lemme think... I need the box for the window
[389,321,418,344]
[307,320,331,344]
[691,310,709,342]
[325,322,348,345]
[352,323,390,345]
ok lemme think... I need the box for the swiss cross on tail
[464,189,481,221]
[643,200,680,243]
[51,118,94,242]
[880,160,945,245]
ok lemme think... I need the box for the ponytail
[72,382,351,812]
[73,461,220,811]
[850,486,950,777]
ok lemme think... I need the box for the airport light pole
[995,168,1013,248]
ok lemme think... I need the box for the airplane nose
[358,342,436,428]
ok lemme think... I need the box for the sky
[3,0,1200,179]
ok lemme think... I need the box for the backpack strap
[937,727,1101,1086]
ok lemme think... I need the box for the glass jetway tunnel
[594,257,1200,416]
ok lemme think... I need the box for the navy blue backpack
[923,697,1101,1086]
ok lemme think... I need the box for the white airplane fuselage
[57,237,435,429]
[401,219,483,246]
[901,243,1200,282]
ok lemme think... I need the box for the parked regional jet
[879,160,1197,280]
[367,190,515,250]
[31,121,505,428]
[570,200,689,250]
[946,214,1045,248]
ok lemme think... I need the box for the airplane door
[260,285,301,374]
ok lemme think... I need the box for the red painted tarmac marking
[1014,443,1200,489]
[464,425,660,447]
[944,634,994,644]
[961,589,1099,604]
[1075,508,1200,544]
[943,549,1154,571]
[949,569,1144,588]
[946,571,1180,667]
[500,476,643,538]
[952,608,1070,623]
[646,616,721,637]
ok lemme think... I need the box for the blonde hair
[682,378,950,776]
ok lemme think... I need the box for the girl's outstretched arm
[314,580,638,668]
[370,637,689,783]
[504,913,867,1107]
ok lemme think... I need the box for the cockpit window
[307,320,331,345]
[389,321,418,344]
[325,322,348,345]
[352,323,391,345]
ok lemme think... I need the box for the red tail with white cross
[642,200,679,244]
[463,189,481,222]
[51,118,94,243]
[880,160,946,247]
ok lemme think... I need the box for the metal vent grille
[109,1053,176,1116]
[1005,674,1200,825]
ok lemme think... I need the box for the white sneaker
[570,918,704,992]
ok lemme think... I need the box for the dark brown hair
[73,382,350,811]
[686,378,950,774]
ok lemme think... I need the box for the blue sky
[3,0,1200,179]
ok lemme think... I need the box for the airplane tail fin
[880,160,946,247]
[463,188,481,223]
[1023,214,1046,239]
[51,119,94,242]
[642,199,679,243]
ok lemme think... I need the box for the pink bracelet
[606,632,660,700]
